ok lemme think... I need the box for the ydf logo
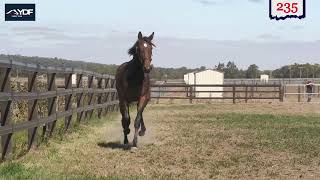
[5,4,36,21]
[6,9,34,17]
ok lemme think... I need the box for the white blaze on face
[143,43,148,48]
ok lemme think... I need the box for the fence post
[47,72,57,137]
[189,85,193,104]
[27,71,38,150]
[85,75,94,119]
[279,84,284,102]
[298,85,301,102]
[282,85,285,102]
[64,72,73,130]
[104,78,110,115]
[0,67,12,160]
[76,73,84,122]
[284,85,287,98]
[245,85,248,103]
[110,79,116,111]
[156,86,160,104]
[97,77,103,118]
[89,75,96,119]
[232,85,236,104]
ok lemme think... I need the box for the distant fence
[166,78,320,85]
[151,84,283,103]
[224,78,320,85]
[0,59,118,161]
[284,84,320,102]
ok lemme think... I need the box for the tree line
[1,54,319,80]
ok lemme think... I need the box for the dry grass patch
[1,103,320,179]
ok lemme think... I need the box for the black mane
[128,41,138,56]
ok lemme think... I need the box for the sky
[0,0,320,70]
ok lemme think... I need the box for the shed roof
[185,69,224,75]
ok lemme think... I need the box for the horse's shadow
[97,141,132,150]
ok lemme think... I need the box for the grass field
[1,102,320,179]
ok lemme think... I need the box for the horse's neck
[126,56,144,86]
[129,56,142,68]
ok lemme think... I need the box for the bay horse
[115,31,155,147]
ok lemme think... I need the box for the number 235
[277,3,298,13]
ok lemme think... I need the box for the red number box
[269,0,305,20]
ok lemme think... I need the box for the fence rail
[151,84,283,103]
[0,59,119,161]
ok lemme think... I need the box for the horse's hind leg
[120,102,130,144]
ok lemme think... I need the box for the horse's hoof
[130,147,138,153]
[139,130,146,136]
[124,138,129,144]
[132,139,138,147]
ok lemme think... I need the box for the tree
[224,61,239,79]
[246,64,259,78]
[199,66,206,71]
[215,62,225,71]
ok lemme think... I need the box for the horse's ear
[148,32,154,41]
[138,31,143,40]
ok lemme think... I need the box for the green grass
[151,104,320,178]
[176,111,320,157]
[2,103,320,179]
[0,111,123,180]
[0,162,125,180]
[213,113,320,156]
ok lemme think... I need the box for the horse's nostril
[144,67,151,73]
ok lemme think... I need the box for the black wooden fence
[0,59,118,160]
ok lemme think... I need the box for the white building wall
[194,70,224,98]
[260,74,269,83]
[184,74,188,84]
[72,74,77,85]
[187,73,195,85]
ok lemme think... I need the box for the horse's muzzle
[144,64,153,73]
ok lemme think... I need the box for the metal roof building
[184,69,224,98]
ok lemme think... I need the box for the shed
[260,74,269,83]
[72,74,77,85]
[184,72,195,85]
[184,69,224,98]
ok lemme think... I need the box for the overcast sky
[1,0,320,70]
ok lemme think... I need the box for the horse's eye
[143,43,148,48]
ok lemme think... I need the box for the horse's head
[129,32,155,73]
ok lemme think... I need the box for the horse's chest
[127,70,144,88]
[125,77,150,102]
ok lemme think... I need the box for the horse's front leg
[120,102,130,144]
[132,95,150,147]
[136,103,146,137]
[139,116,146,136]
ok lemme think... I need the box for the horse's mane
[128,37,155,56]
[128,41,138,56]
